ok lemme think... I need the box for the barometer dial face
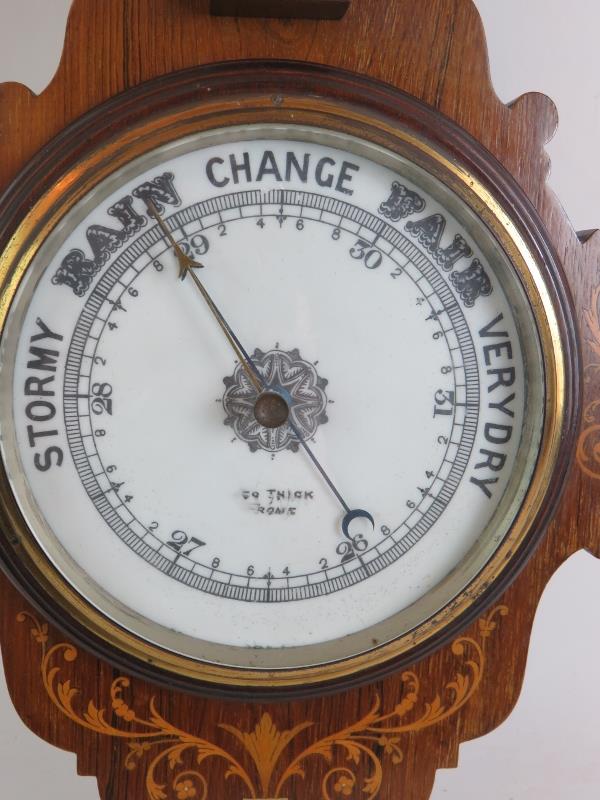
[0,120,558,684]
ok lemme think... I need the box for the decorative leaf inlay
[17,606,508,799]
[578,283,600,479]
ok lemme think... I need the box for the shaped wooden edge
[1,582,514,800]
[0,0,598,798]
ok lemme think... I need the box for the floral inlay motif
[578,283,600,479]
[17,606,507,799]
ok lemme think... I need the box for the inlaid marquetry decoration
[578,283,600,479]
[17,606,508,799]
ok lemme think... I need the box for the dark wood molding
[209,0,350,19]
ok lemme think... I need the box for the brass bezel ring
[0,62,578,698]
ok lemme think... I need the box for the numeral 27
[166,530,206,557]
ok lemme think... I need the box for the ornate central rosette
[222,347,329,453]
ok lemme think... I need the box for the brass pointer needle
[148,201,374,541]
[147,200,263,394]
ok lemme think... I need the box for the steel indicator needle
[148,201,374,540]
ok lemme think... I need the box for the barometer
[0,69,574,691]
[0,1,594,798]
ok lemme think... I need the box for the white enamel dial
[0,125,545,669]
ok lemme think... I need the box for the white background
[0,1,599,798]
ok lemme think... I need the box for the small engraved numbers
[4,129,538,657]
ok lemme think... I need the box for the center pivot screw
[254,391,290,428]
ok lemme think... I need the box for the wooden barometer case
[0,1,597,798]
